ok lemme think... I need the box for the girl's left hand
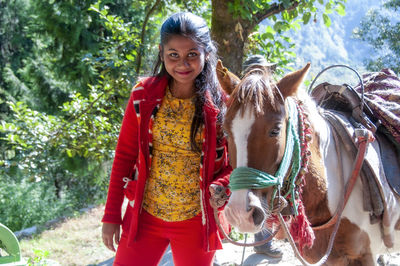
[209,184,230,209]
[102,222,120,252]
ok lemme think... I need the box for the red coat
[102,75,231,251]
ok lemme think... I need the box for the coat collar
[140,75,220,116]
[140,75,168,101]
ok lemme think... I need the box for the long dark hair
[153,12,224,152]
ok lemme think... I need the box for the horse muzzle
[224,189,267,233]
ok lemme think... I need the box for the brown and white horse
[218,62,400,265]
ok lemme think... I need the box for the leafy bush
[0,172,109,232]
[0,1,138,232]
[0,179,65,231]
[27,248,50,266]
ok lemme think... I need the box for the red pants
[114,210,215,266]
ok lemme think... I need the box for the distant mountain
[262,0,381,86]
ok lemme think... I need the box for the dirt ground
[19,204,400,266]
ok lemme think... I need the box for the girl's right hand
[209,184,230,209]
[102,222,121,252]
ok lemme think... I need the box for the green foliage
[229,227,245,241]
[0,0,158,231]
[0,94,111,231]
[0,0,351,233]
[27,248,50,266]
[353,0,400,74]
[0,163,109,232]
[0,179,66,231]
[25,0,102,95]
[247,25,296,74]
[0,0,33,119]
[243,0,346,73]
[226,0,346,26]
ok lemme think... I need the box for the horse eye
[269,128,280,137]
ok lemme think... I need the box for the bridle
[228,98,304,209]
[214,97,308,246]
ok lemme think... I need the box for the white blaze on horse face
[231,106,255,167]
[225,106,261,232]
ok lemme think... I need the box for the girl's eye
[169,53,179,58]
[188,52,198,58]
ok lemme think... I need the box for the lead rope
[240,234,247,265]
[278,212,338,266]
[213,208,280,247]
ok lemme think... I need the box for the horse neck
[299,96,346,225]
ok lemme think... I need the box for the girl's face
[160,35,206,88]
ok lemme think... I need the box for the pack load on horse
[214,60,400,265]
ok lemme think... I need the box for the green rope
[228,166,281,190]
[283,99,301,215]
[228,98,302,214]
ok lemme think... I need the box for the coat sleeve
[211,89,232,188]
[102,89,140,224]
[210,87,232,189]
[210,135,232,191]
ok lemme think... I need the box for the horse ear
[277,63,311,98]
[216,59,241,95]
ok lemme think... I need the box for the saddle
[312,82,400,193]
[311,81,400,247]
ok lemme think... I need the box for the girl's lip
[176,70,192,75]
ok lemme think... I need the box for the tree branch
[183,1,193,12]
[135,0,161,74]
[253,1,300,26]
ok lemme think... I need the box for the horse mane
[229,67,283,117]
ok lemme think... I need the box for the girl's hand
[102,222,121,252]
[209,184,230,209]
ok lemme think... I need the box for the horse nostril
[251,206,266,227]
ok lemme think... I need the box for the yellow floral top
[142,87,203,221]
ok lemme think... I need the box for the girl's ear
[159,44,163,61]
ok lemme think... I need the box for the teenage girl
[101,12,231,266]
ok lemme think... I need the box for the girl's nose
[179,59,190,67]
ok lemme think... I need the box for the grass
[19,205,115,265]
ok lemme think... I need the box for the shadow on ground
[92,245,283,266]
[93,246,174,266]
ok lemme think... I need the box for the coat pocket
[123,165,138,201]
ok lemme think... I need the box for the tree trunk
[211,0,252,76]
[211,0,299,75]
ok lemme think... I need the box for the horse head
[218,60,400,265]
[221,63,310,233]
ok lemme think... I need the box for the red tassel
[289,201,315,254]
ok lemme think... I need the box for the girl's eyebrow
[167,47,199,51]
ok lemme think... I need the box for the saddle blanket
[354,68,400,145]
